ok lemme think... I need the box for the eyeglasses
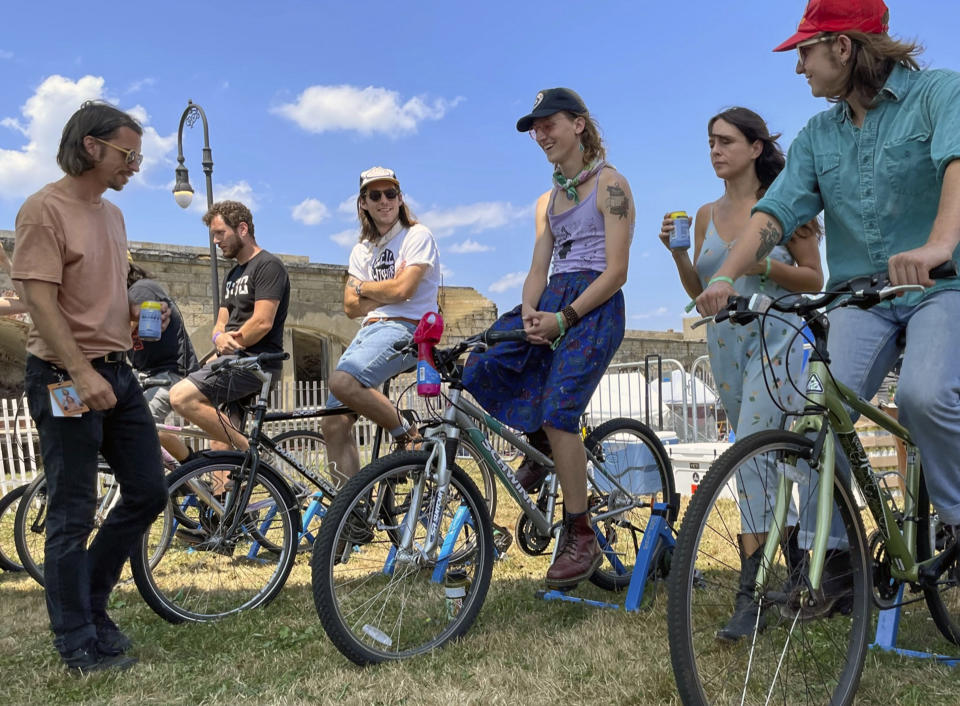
[796,34,835,63]
[365,188,399,202]
[528,120,557,140]
[92,136,143,167]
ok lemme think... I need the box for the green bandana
[553,159,605,203]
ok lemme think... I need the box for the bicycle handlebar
[697,260,957,327]
[209,351,290,373]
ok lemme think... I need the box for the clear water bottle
[444,568,470,620]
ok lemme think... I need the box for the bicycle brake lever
[877,283,925,298]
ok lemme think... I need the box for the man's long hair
[357,191,418,243]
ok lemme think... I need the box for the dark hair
[356,189,418,243]
[56,101,143,177]
[203,200,255,237]
[127,261,152,288]
[832,26,923,101]
[708,107,785,199]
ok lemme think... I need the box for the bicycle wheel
[270,429,334,550]
[0,485,26,572]
[667,430,871,706]
[312,450,494,665]
[129,453,300,623]
[14,468,120,586]
[916,471,960,645]
[584,417,675,591]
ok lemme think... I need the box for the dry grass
[2,499,960,705]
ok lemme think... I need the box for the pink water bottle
[413,312,444,397]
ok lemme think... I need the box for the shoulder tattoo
[605,182,629,220]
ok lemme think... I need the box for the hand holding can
[668,211,691,249]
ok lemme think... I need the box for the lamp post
[172,100,220,316]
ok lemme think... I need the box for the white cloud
[449,238,493,254]
[630,306,669,320]
[127,78,156,94]
[272,84,462,137]
[420,201,533,238]
[0,75,176,199]
[440,264,454,281]
[291,197,330,225]
[330,228,358,248]
[188,180,260,213]
[0,50,13,60]
[489,271,527,293]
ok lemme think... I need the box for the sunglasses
[796,34,835,63]
[365,188,399,202]
[92,136,144,167]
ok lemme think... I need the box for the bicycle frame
[756,336,926,593]
[394,384,652,564]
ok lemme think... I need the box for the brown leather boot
[545,512,602,589]
[516,428,552,492]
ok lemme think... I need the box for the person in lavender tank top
[462,88,634,589]
[659,107,822,641]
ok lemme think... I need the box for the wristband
[708,276,735,287]
[555,311,566,338]
[212,331,222,345]
[355,281,363,298]
[763,257,772,278]
[561,305,580,328]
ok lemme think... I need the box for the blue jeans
[326,320,416,408]
[827,290,960,523]
[25,355,168,653]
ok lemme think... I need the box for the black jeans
[25,355,167,653]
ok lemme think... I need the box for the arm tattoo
[605,183,629,220]
[755,219,782,260]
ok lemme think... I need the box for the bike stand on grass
[537,498,678,612]
[871,587,960,666]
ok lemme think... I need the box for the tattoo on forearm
[605,183,629,220]
[755,219,782,260]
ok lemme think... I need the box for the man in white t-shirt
[322,166,441,482]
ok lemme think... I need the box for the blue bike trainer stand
[537,502,675,612]
[871,585,960,666]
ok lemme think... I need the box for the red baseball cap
[773,0,889,52]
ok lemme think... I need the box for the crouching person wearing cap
[461,88,634,589]
[696,0,960,609]
[321,167,441,485]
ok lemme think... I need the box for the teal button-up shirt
[755,64,960,304]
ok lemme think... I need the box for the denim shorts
[326,320,417,408]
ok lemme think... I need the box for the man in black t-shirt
[127,261,199,462]
[170,200,290,451]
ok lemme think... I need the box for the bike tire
[584,417,675,591]
[666,429,871,706]
[13,473,48,585]
[451,434,498,521]
[916,471,960,645]
[0,484,26,572]
[130,452,300,623]
[312,450,494,665]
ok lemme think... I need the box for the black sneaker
[492,523,513,557]
[775,549,854,621]
[93,615,133,656]
[61,640,137,675]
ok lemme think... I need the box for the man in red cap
[696,0,960,625]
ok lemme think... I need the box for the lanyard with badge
[47,369,90,417]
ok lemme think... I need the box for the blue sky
[1,1,958,331]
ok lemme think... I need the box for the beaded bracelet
[561,305,580,328]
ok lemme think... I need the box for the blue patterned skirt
[462,271,624,433]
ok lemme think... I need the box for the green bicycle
[667,263,959,705]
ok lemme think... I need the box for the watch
[355,281,363,298]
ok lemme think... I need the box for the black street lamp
[173,100,219,316]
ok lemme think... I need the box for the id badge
[48,381,89,417]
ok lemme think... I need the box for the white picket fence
[0,362,721,494]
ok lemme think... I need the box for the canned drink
[669,211,691,249]
[444,568,471,620]
[138,300,163,342]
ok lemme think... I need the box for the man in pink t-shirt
[12,102,168,675]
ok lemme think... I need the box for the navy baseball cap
[516,88,588,132]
